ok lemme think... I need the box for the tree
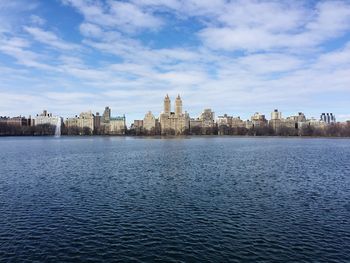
[190,126,202,135]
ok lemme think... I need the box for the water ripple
[0,137,349,262]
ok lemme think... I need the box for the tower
[103,106,111,122]
[271,109,282,120]
[175,94,182,116]
[164,94,171,114]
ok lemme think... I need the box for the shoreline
[1,134,350,139]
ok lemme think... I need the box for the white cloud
[23,26,80,51]
[0,36,55,70]
[79,23,103,38]
[62,0,163,32]
[0,0,38,32]
[199,1,350,51]
[30,15,46,26]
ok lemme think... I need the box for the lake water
[0,137,349,262]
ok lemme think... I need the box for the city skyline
[2,93,348,137]
[1,1,350,122]
[0,94,342,126]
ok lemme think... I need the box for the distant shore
[1,134,349,138]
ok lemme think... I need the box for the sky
[0,0,350,123]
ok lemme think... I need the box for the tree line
[1,122,350,137]
[0,123,92,136]
[127,123,350,137]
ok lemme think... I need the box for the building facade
[35,110,62,128]
[65,111,94,134]
[143,111,156,131]
[108,117,126,135]
[0,116,31,126]
[200,109,215,129]
[159,94,190,135]
[320,113,336,124]
[250,112,268,128]
[94,107,126,135]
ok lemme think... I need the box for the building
[143,111,156,132]
[103,107,111,122]
[94,112,102,132]
[133,120,144,129]
[189,118,203,134]
[231,117,245,128]
[0,116,31,126]
[284,112,307,130]
[217,114,233,127]
[250,112,268,128]
[65,111,94,134]
[269,110,308,133]
[131,120,143,134]
[35,110,62,128]
[301,118,327,129]
[271,109,282,120]
[217,114,243,135]
[287,112,306,123]
[187,109,215,135]
[269,109,283,132]
[200,109,215,129]
[91,106,127,135]
[159,94,190,135]
[320,113,336,124]
[108,116,126,135]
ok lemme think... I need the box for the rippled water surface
[0,137,349,262]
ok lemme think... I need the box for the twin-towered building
[159,94,190,135]
[135,94,215,135]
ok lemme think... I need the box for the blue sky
[0,0,350,123]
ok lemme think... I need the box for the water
[0,137,349,262]
[55,118,61,137]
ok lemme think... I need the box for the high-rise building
[175,95,182,116]
[35,110,62,128]
[270,109,283,131]
[271,109,282,120]
[143,111,156,131]
[103,107,111,122]
[65,111,94,134]
[159,94,189,135]
[320,113,336,124]
[189,118,203,133]
[109,116,126,135]
[164,94,171,114]
[0,116,30,126]
[94,112,101,132]
[99,107,126,135]
[200,109,215,128]
[251,112,268,128]
[216,114,233,127]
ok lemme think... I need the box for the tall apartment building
[0,116,31,126]
[98,107,126,135]
[35,110,62,128]
[65,111,94,134]
[143,111,156,131]
[250,112,268,128]
[159,94,189,135]
[200,109,215,129]
[320,113,336,124]
[270,109,283,131]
